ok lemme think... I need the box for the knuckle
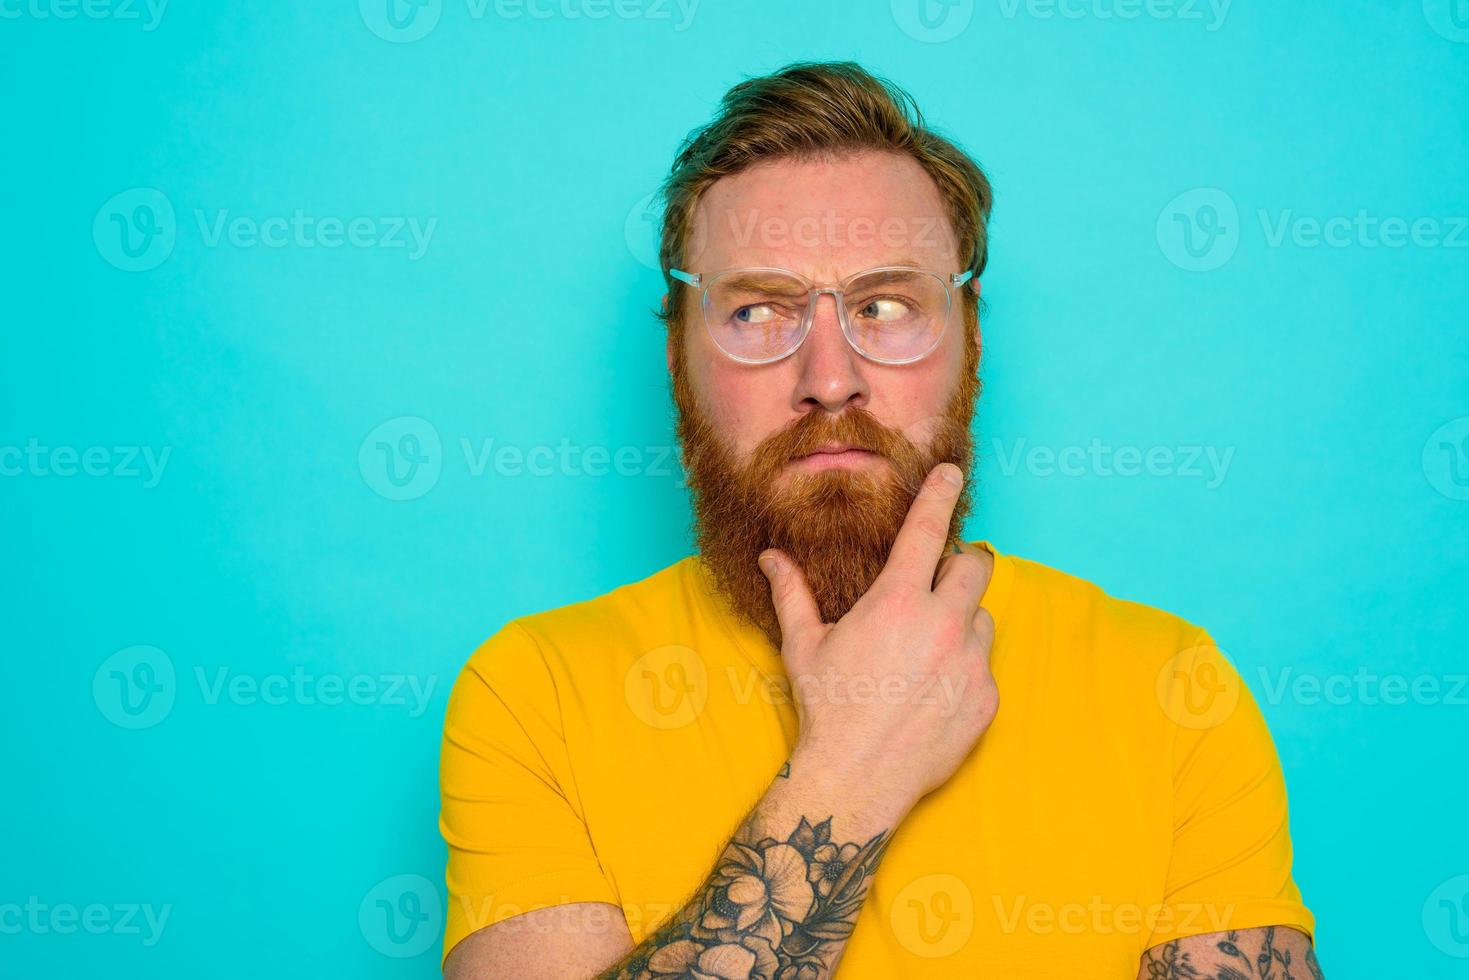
[881,587,919,618]
[912,516,948,540]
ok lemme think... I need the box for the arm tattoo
[595,815,891,979]
[1142,927,1325,980]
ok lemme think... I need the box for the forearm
[593,741,913,979]
[1140,926,1322,979]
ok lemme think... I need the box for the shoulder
[999,547,1218,677]
[459,554,700,686]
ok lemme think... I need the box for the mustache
[758,407,908,462]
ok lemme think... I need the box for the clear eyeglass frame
[669,264,976,366]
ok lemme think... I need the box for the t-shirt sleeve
[438,620,619,964]
[1146,629,1315,949]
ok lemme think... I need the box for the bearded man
[438,61,1321,979]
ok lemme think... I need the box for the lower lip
[791,449,878,470]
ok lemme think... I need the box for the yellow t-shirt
[438,541,1313,976]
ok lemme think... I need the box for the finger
[971,605,996,660]
[878,462,964,592]
[759,550,822,656]
[933,551,987,609]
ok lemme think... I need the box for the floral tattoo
[596,815,891,980]
[1142,927,1325,980]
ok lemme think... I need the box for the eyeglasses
[669,264,975,366]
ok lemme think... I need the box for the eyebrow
[719,273,811,293]
[719,262,931,292]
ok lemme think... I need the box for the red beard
[670,338,980,651]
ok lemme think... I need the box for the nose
[791,291,869,414]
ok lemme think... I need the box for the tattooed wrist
[1142,926,1324,980]
[596,814,891,980]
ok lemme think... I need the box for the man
[438,62,1321,978]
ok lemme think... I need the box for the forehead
[686,150,961,280]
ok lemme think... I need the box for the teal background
[3,1,1467,976]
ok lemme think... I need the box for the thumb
[971,605,996,661]
[758,549,822,660]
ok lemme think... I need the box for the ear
[969,278,982,354]
[664,301,676,377]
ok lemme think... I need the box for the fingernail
[758,553,778,576]
[938,463,963,486]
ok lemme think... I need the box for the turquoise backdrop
[3,1,1467,977]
